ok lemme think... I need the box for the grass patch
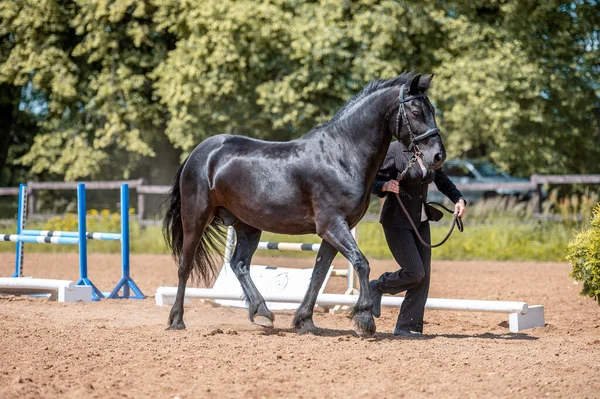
[0,219,574,262]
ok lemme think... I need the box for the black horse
[163,72,445,337]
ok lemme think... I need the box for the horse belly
[213,163,317,235]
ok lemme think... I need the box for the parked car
[428,159,536,204]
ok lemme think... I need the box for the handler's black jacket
[371,141,464,229]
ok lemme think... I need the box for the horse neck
[328,89,397,178]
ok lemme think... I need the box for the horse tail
[162,156,226,285]
[163,160,187,270]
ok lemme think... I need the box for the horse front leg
[293,240,338,334]
[320,219,376,338]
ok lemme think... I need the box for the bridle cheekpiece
[396,84,441,155]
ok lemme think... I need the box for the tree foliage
[0,0,598,182]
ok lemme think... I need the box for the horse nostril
[434,153,443,163]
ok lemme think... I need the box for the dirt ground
[1,252,599,398]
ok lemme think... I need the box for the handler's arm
[371,146,397,198]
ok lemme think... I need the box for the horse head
[394,73,446,170]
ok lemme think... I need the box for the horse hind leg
[168,200,219,330]
[167,220,205,330]
[230,222,274,328]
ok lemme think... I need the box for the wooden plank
[0,187,20,196]
[27,179,144,190]
[139,219,162,227]
[137,185,171,194]
[531,174,600,184]
[429,182,537,192]
[137,192,146,222]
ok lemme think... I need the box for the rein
[395,191,463,248]
[392,84,463,248]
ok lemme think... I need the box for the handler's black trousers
[374,221,431,333]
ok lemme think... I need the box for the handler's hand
[382,180,400,194]
[455,199,467,218]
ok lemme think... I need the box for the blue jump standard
[76,183,104,301]
[4,182,144,301]
[106,184,144,299]
[12,184,26,277]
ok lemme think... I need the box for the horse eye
[412,111,420,117]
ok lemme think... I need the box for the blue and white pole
[12,184,27,277]
[21,230,121,240]
[75,183,104,301]
[107,184,144,299]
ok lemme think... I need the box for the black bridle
[394,84,463,248]
[396,84,441,154]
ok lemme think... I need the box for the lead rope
[393,158,464,249]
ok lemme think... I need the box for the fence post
[536,184,543,214]
[26,185,35,220]
[137,191,145,224]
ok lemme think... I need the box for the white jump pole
[347,227,358,293]
[223,227,235,263]
[221,226,360,296]
[154,287,544,332]
[0,277,92,302]
[156,287,526,313]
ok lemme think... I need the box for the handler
[370,140,466,336]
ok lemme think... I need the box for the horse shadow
[256,327,538,341]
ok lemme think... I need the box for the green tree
[1,0,175,181]
[152,0,443,152]
[0,0,598,182]
[433,0,600,175]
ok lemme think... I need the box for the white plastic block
[509,305,545,333]
[58,285,92,303]
[0,278,91,303]
[155,291,188,307]
[212,263,332,310]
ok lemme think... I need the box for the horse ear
[409,74,422,94]
[419,74,434,92]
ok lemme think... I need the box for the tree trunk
[0,84,20,185]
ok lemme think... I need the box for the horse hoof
[297,320,319,335]
[352,313,376,338]
[253,315,274,329]
[166,321,186,331]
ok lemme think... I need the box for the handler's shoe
[369,280,382,318]
[393,328,422,337]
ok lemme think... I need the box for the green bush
[567,204,600,304]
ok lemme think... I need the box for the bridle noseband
[396,84,441,154]
[393,84,463,248]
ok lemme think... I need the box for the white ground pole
[0,277,92,303]
[156,226,545,333]
[154,287,545,333]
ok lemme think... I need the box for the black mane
[330,71,429,124]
